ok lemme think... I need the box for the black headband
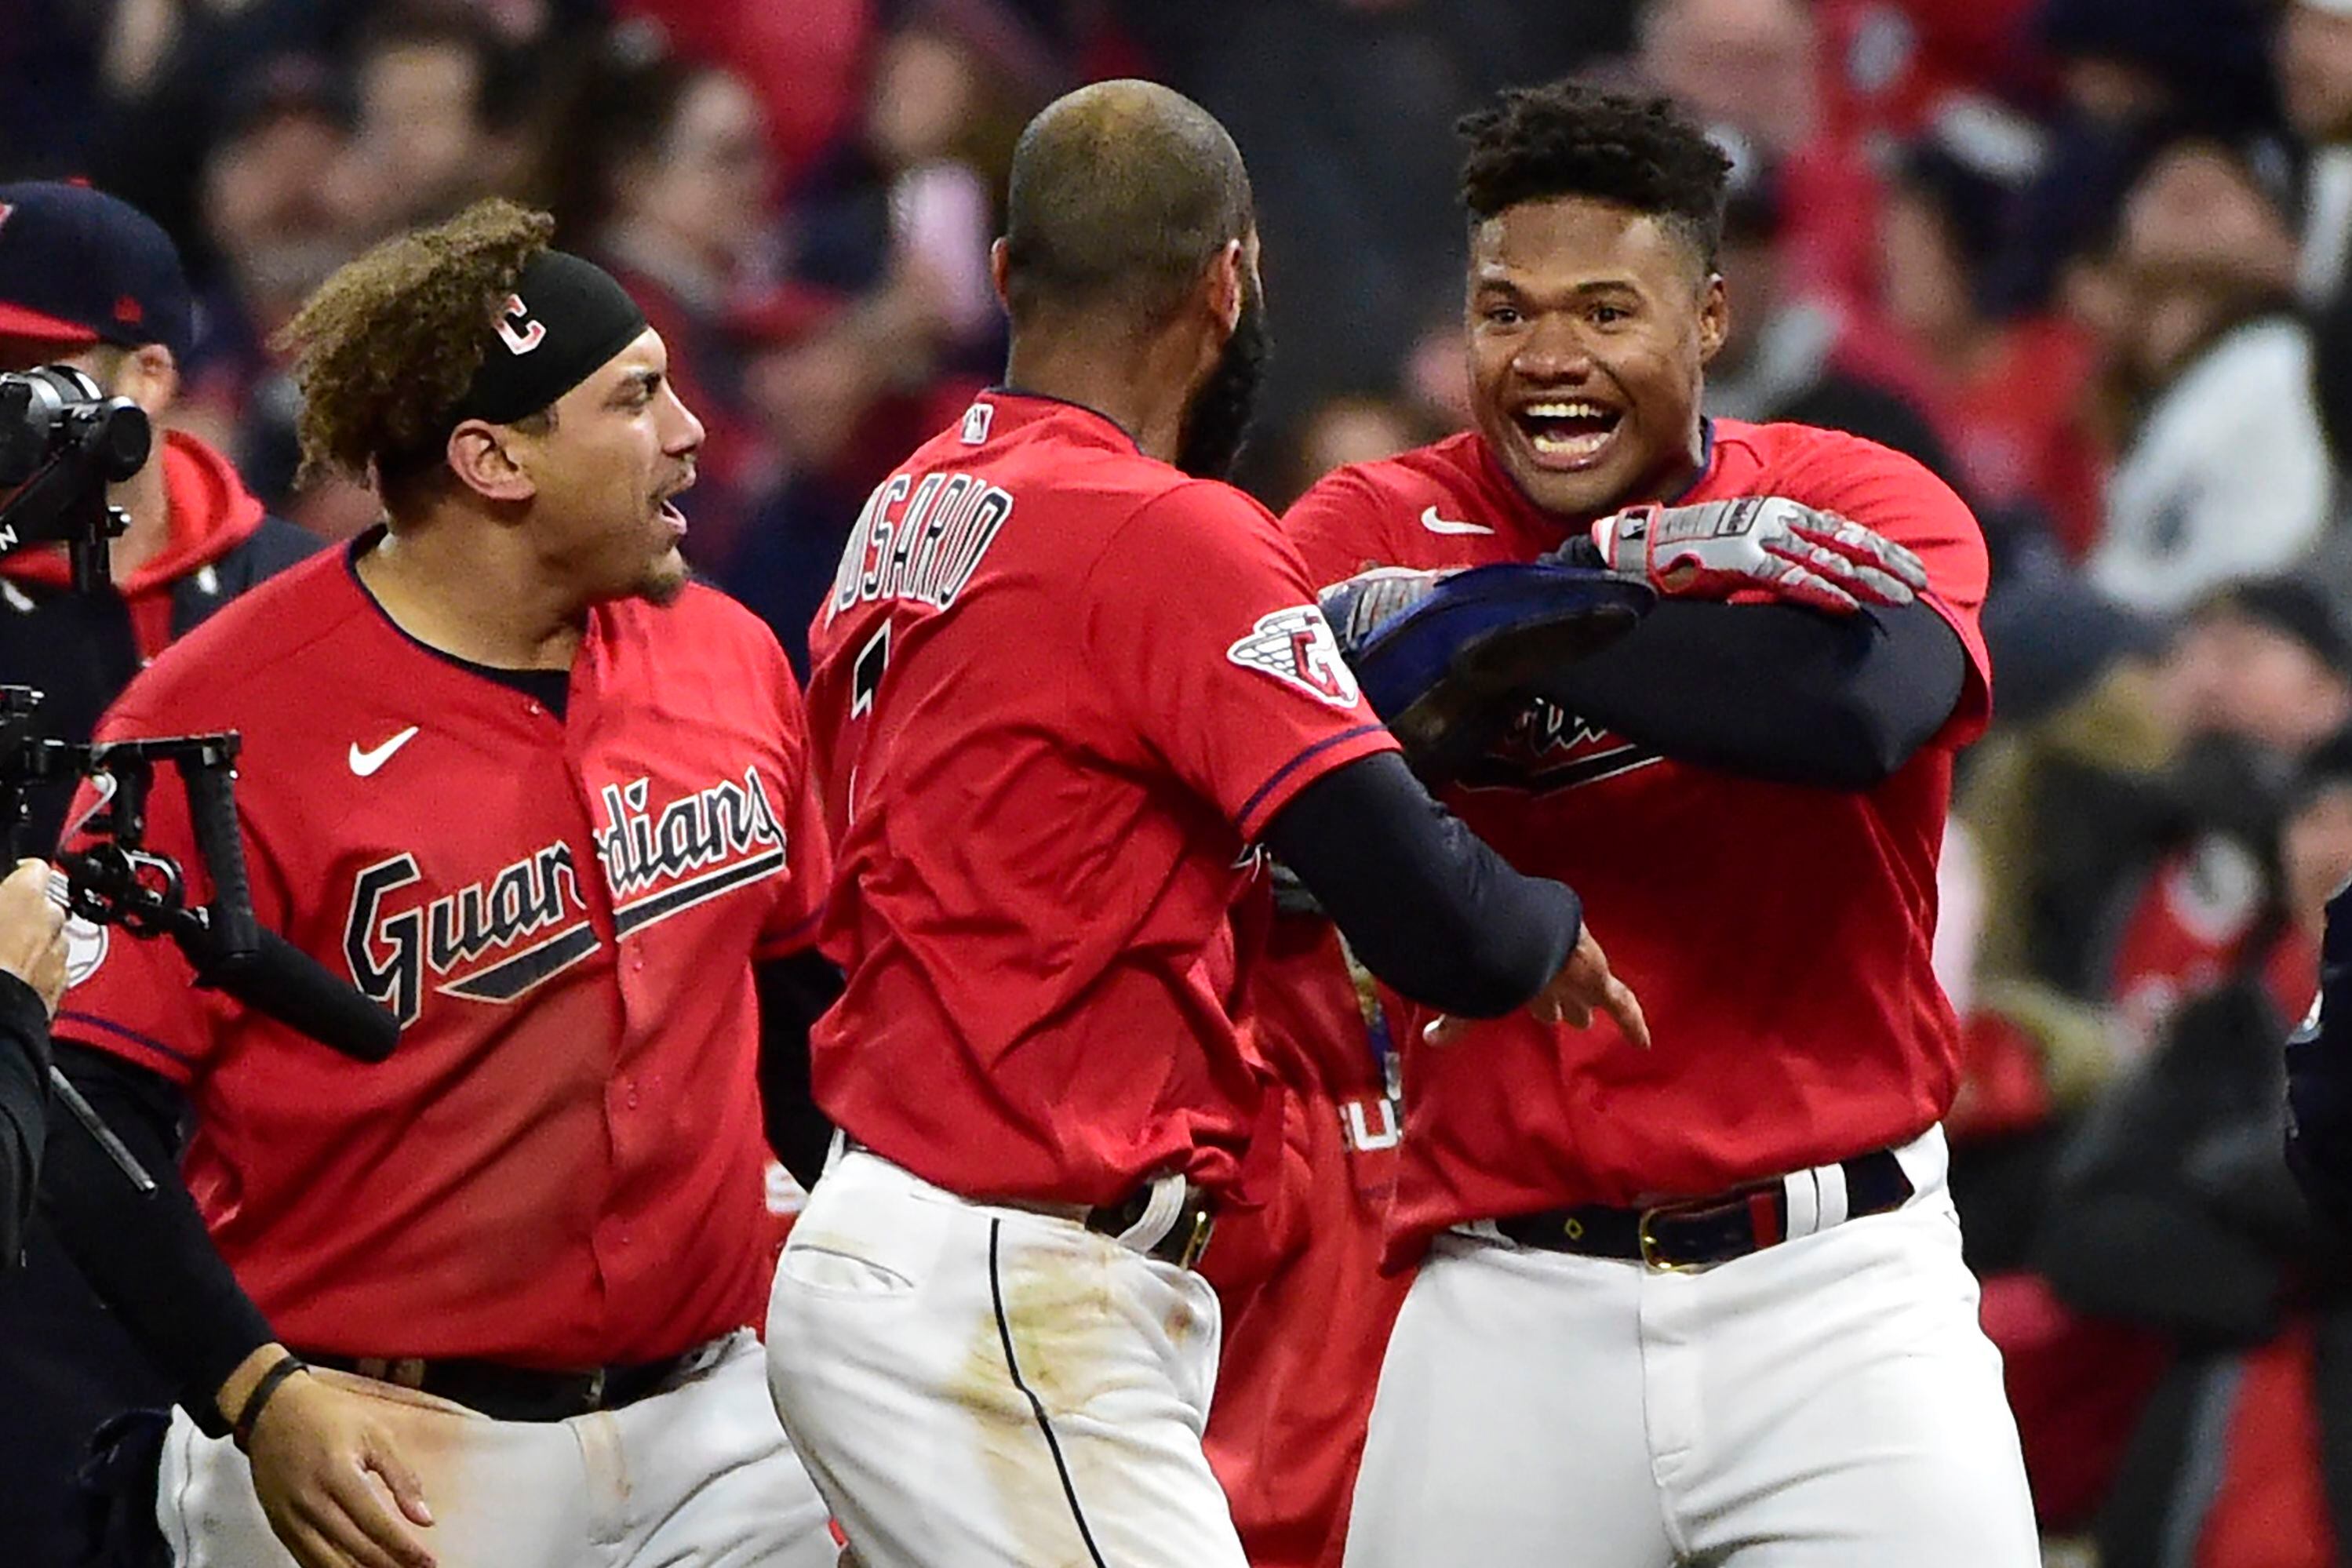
[447,249,649,425]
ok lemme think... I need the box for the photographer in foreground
[0,180,320,1567]
[0,859,67,1260]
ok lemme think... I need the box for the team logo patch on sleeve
[62,915,107,989]
[1226,605,1361,709]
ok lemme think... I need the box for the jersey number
[850,620,890,719]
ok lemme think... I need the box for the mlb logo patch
[960,402,994,445]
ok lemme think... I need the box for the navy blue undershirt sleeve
[1535,597,1969,789]
[1262,751,1579,1018]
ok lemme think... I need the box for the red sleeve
[1278,464,1411,591]
[50,695,232,1086]
[1085,482,1400,841]
[755,655,833,961]
[1789,432,1994,748]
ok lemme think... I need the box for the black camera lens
[0,366,151,489]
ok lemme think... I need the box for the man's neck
[1002,329,1199,466]
[354,513,587,671]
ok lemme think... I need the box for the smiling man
[37,201,839,1568]
[1276,85,2037,1567]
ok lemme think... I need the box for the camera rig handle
[4,694,400,1064]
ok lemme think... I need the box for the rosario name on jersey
[801,391,1398,1208]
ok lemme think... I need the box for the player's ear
[989,238,1013,312]
[1698,272,1729,366]
[1205,237,1247,337]
[445,420,537,506]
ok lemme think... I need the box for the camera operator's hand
[222,1344,437,1568]
[0,859,67,1017]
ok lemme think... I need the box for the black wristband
[232,1353,309,1450]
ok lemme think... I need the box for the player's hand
[1425,924,1649,1049]
[1319,566,1447,660]
[0,859,68,1017]
[1584,497,1928,615]
[234,1354,437,1568]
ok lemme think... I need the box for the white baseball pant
[156,1332,836,1568]
[1343,1126,2040,1567]
[766,1147,1247,1568]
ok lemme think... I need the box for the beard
[1175,278,1271,481]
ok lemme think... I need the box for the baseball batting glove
[1320,566,1449,660]
[1566,497,1928,615]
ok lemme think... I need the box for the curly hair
[1457,83,1733,271]
[275,198,555,502]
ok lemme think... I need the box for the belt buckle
[1175,1206,1214,1271]
[581,1367,606,1411]
[1636,1205,1701,1273]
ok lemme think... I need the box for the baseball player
[766,80,1665,1568]
[1284,85,2038,1566]
[1198,906,1414,1568]
[38,200,836,1568]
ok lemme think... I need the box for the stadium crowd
[8,0,2352,1562]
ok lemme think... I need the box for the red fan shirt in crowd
[1283,420,1992,1262]
[803,391,1397,1207]
[2107,839,2321,1061]
[1205,916,1413,1568]
[53,540,830,1366]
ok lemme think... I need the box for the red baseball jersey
[1283,421,1993,1257]
[1203,916,1412,1568]
[54,537,828,1366]
[803,391,1398,1206]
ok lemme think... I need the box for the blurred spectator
[531,26,783,559]
[1705,151,1956,478]
[1283,394,1438,509]
[2084,140,2328,616]
[77,0,353,257]
[1627,0,1882,303]
[714,285,980,673]
[787,20,1017,377]
[174,54,355,506]
[2030,728,2352,1565]
[1985,0,2278,315]
[1968,578,2351,1017]
[1815,0,2052,154]
[1114,0,1631,489]
[617,0,874,184]
[329,5,539,242]
[1877,120,2110,558]
[2279,0,2352,305]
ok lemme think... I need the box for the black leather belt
[1494,1148,1915,1271]
[303,1346,703,1421]
[1085,1180,1217,1270]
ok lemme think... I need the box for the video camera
[0,366,151,593]
[0,364,399,1068]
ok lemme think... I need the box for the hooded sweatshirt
[0,429,319,848]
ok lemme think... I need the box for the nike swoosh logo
[349,726,420,777]
[1420,505,1495,536]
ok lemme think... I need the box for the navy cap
[0,182,192,361]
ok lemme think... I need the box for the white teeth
[1523,401,1612,419]
[1530,428,1615,459]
